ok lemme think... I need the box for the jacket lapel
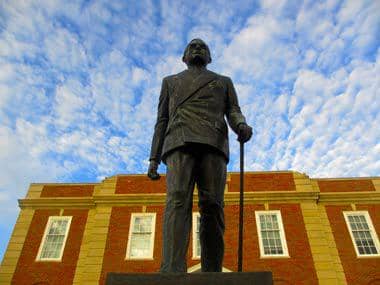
[175,69,217,109]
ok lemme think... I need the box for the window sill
[35,259,63,262]
[125,257,154,261]
[356,254,380,258]
[259,255,290,259]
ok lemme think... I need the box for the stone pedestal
[106,272,273,285]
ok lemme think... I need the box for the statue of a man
[148,38,252,272]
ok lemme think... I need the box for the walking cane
[238,140,244,272]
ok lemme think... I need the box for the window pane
[196,215,201,256]
[258,213,287,256]
[133,216,153,233]
[364,246,372,254]
[133,217,141,231]
[275,238,282,248]
[130,234,151,257]
[140,218,152,232]
[369,246,378,254]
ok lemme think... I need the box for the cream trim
[319,192,380,203]
[19,197,94,209]
[0,209,35,284]
[18,191,321,209]
[18,189,380,209]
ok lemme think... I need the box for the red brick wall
[229,173,296,192]
[12,209,88,285]
[223,204,317,284]
[318,180,375,192]
[40,185,94,197]
[100,206,164,284]
[326,205,380,284]
[115,176,167,194]
[100,203,317,284]
[115,173,296,194]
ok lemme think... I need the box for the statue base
[106,272,273,285]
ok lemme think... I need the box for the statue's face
[183,39,211,65]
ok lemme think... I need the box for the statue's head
[182,38,212,66]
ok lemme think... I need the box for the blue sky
[0,0,379,261]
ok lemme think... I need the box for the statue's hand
[237,123,253,143]
[147,160,160,180]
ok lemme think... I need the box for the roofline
[313,177,380,180]
[30,182,99,186]
[28,170,379,185]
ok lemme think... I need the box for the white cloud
[53,79,92,128]
[44,28,88,72]
[0,123,67,223]
[221,13,299,87]
[131,67,149,86]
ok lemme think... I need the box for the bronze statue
[148,39,252,272]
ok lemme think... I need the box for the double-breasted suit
[150,69,246,163]
[150,68,247,272]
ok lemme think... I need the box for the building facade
[0,171,379,284]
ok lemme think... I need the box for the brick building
[0,171,379,284]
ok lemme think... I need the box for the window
[126,213,156,259]
[36,216,72,261]
[343,211,380,257]
[192,212,201,259]
[255,211,289,257]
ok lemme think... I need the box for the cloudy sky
[0,0,379,260]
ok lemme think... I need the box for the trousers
[160,144,227,272]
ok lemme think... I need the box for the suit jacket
[149,69,246,163]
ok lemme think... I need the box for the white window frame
[126,213,156,260]
[192,212,201,259]
[343,211,380,257]
[36,216,72,261]
[255,210,289,258]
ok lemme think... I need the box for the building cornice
[18,190,380,209]
[318,191,380,204]
[18,197,95,209]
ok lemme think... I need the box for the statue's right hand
[147,160,160,180]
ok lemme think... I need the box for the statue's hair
[182,38,212,64]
